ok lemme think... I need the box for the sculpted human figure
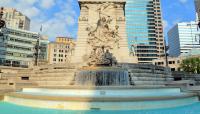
[85,3,121,66]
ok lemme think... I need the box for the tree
[180,57,200,74]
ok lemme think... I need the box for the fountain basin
[4,87,198,110]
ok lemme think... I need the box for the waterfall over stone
[75,67,130,86]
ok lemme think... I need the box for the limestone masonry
[72,0,137,64]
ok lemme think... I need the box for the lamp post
[0,7,6,29]
[34,36,41,66]
[164,39,169,67]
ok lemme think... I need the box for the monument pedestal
[72,0,137,64]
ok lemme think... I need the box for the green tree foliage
[180,57,200,74]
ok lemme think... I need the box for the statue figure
[87,46,117,66]
[85,3,121,66]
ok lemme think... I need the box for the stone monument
[72,0,137,65]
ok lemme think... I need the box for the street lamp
[34,36,41,66]
[164,39,169,67]
[0,7,6,29]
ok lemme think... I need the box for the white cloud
[18,0,38,5]
[23,7,40,18]
[66,16,75,26]
[40,0,55,9]
[163,20,168,30]
[173,18,182,25]
[0,0,13,6]
[179,0,188,4]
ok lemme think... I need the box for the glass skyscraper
[125,0,165,63]
[168,22,200,57]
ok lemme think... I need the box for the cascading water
[75,68,130,86]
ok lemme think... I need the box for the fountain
[75,46,129,86]
[75,67,129,86]
[0,0,200,113]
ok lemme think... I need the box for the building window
[54,49,57,52]
[54,54,56,57]
[59,54,63,57]
[21,77,29,80]
[53,58,56,61]
[171,68,176,71]
[59,50,64,53]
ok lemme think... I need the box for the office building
[0,27,49,68]
[195,0,200,20]
[2,8,30,30]
[48,37,75,64]
[168,22,200,57]
[125,0,165,63]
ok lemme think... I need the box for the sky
[0,0,197,41]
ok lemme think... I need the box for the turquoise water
[1,102,200,114]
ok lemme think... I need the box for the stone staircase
[16,64,76,87]
[120,64,174,87]
[0,73,15,93]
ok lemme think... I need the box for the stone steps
[134,81,166,85]
[29,76,74,81]
[129,70,169,74]
[131,77,166,81]
[15,81,38,89]
[130,73,166,77]
[35,80,74,86]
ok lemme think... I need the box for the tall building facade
[48,37,75,64]
[125,0,165,63]
[168,22,200,57]
[0,27,48,68]
[195,0,200,20]
[2,8,30,30]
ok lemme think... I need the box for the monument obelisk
[72,0,137,65]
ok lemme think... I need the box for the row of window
[54,54,68,57]
[53,58,68,62]
[54,49,71,53]
[155,60,181,66]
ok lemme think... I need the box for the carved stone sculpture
[87,46,117,66]
[72,0,138,64]
[85,3,122,66]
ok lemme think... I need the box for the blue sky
[0,0,197,41]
